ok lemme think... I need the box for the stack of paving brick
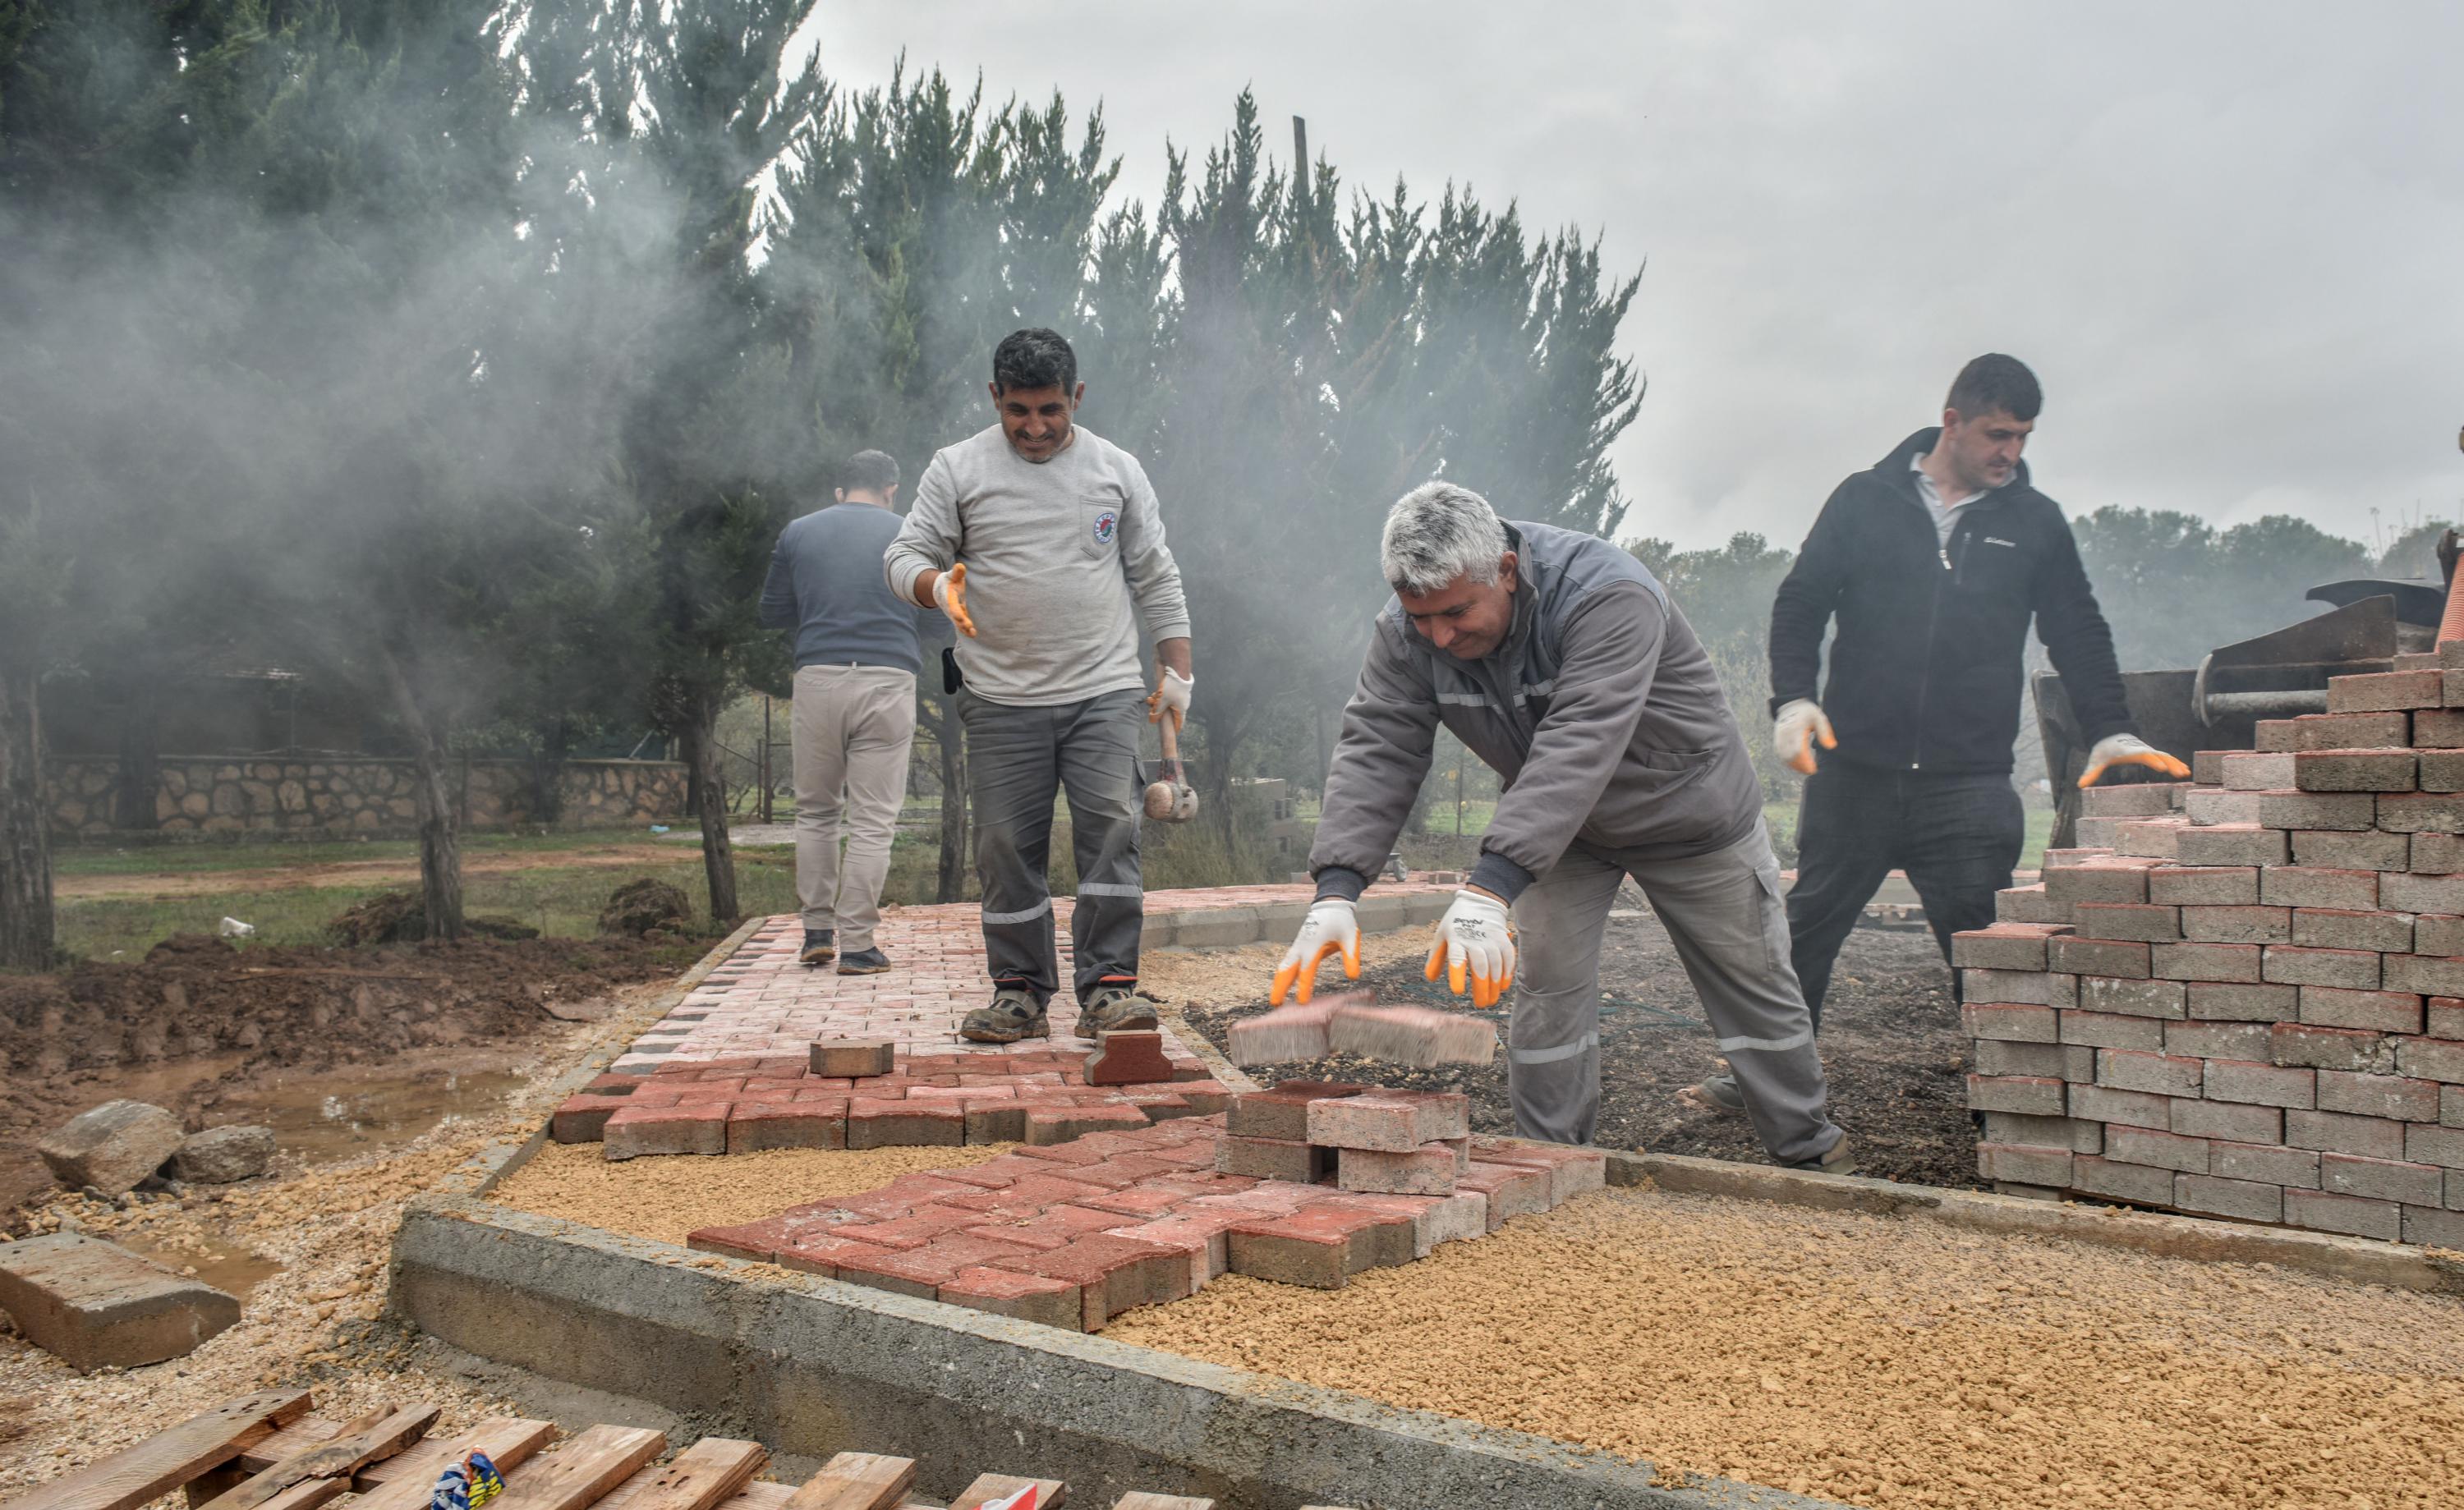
[1961,653,2464,1247]
[685,1113,1608,1327]
[551,1039,1230,1159]
[1215,1082,1474,1194]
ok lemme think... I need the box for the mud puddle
[112,1229,285,1304]
[205,1057,528,1164]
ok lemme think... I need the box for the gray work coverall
[1308,521,1844,1164]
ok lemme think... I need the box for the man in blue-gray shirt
[760,450,926,972]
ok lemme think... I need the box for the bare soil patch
[489,1141,1014,1246]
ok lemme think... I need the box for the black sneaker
[959,987,1049,1043]
[798,929,834,967]
[836,947,892,975]
[1079,984,1160,1035]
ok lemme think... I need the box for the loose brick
[2043,864,2154,905]
[1963,1003,2058,1043]
[2377,792,2464,834]
[2320,1152,2444,1205]
[2071,1154,2176,1205]
[1977,1144,2073,1186]
[990,1232,1188,1324]
[847,1098,966,1149]
[2291,829,2412,871]
[2220,752,2294,790]
[2262,946,2379,990]
[2209,1141,2318,1186]
[2080,976,2186,1019]
[2383,955,2464,997]
[727,1100,847,1154]
[2260,868,2380,910]
[2170,1098,2281,1144]
[2114,819,2187,859]
[2187,981,2301,1021]
[1326,1003,1497,1067]
[2248,725,2296,756]
[2164,1021,2272,1061]
[1984,1112,2104,1153]
[2292,711,2409,750]
[1995,884,2068,924]
[2067,1083,2172,1129]
[550,1094,632,1144]
[811,1039,896,1077]
[1082,1030,1175,1086]
[2382,871,2464,916]
[1966,1075,2066,1117]
[2152,942,2263,982]
[2396,1035,2464,1084]
[2272,1026,2397,1075]
[2297,987,2425,1034]
[1454,1159,1553,1229]
[2292,908,2414,952]
[2416,916,2464,955]
[2282,1187,2401,1242]
[2255,790,2377,831]
[1024,1105,1152,1145]
[963,1101,1028,1145]
[2148,867,2259,906]
[1974,1040,2095,1079]
[1470,1139,1608,1204]
[2072,902,2181,943]
[2403,1206,2464,1246]
[2174,1173,2283,1222]
[604,1101,729,1159]
[2416,707,2464,746]
[2048,937,2150,978]
[1950,925,2065,971]
[1223,1081,1369,1141]
[2175,825,2287,866]
[2418,750,2464,792]
[2325,668,2443,712]
[2104,1125,2209,1173]
[2407,1123,2464,1168]
[1306,1090,1470,1152]
[2061,1010,2168,1050]
[1227,1002,1339,1064]
[2099,1049,2203,1097]
[1335,1142,1459,1196]
[2203,1059,2315,1108]
[2435,999,2464,1040]
[2183,905,2299,945]
[1961,969,2055,1006]
[1212,1135,1333,1183]
[936,1265,1085,1333]
[2287,1109,2408,1160]
[2185,788,2264,825]
[2291,749,2416,792]
[2080,782,2185,817]
[2448,1085,2464,1126]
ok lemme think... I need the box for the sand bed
[488,1141,1014,1246]
[1108,1186,2464,1509]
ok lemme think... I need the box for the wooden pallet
[0,1393,1358,1510]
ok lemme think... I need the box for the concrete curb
[391,1196,1841,1510]
[1605,1149,2464,1296]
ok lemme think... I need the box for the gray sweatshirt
[1310,521,1761,904]
[884,424,1191,707]
[759,503,926,674]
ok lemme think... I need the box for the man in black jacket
[1700,356,2186,1112]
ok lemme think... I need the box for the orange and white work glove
[1773,699,1836,776]
[1147,667,1193,732]
[1424,888,1517,1009]
[932,563,976,638]
[1270,898,1358,1005]
[2080,732,2190,787]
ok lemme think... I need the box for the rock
[37,1100,185,1196]
[599,878,691,937]
[171,1125,276,1184]
[0,1232,240,1371]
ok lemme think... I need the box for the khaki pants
[792,664,917,948]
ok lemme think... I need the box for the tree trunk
[683,698,740,921]
[379,649,462,942]
[528,718,568,828]
[935,690,968,903]
[113,680,162,830]
[0,657,56,968]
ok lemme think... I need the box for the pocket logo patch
[1092,510,1119,546]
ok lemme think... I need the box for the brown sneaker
[959,988,1049,1044]
[1079,984,1160,1035]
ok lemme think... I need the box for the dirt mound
[329,893,546,946]
[598,878,691,937]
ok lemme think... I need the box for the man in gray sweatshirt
[761,449,928,973]
[884,329,1194,1042]
[1273,482,1849,1169]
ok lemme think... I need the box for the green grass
[52,825,678,878]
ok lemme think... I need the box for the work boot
[1079,983,1159,1035]
[798,929,834,967]
[1789,1132,1858,1177]
[959,987,1048,1044]
[1694,1072,1746,1115]
[836,947,892,975]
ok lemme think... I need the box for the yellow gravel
[488,1141,1012,1246]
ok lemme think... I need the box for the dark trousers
[1786,761,2025,1028]
[958,688,1147,1004]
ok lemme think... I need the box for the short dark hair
[992,328,1077,395]
[841,449,899,494]
[1946,353,2041,422]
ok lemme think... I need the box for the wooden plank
[0,1389,314,1510]
[593,1439,767,1510]
[717,1483,793,1510]
[198,1407,439,1510]
[490,1426,665,1510]
[780,1454,913,1510]
[951,1476,1064,1509]
[347,1417,557,1510]
[230,1420,346,1477]
[1110,1497,1212,1510]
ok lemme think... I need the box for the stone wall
[45,756,689,838]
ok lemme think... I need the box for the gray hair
[1381,481,1509,594]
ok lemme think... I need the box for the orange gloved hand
[932,562,976,638]
[1423,888,1517,1009]
[1270,899,1359,1005]
[2079,733,2190,787]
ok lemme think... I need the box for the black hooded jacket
[1768,427,2134,776]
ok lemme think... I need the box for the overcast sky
[802,1,2461,555]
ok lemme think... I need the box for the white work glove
[1270,898,1359,1005]
[1147,667,1193,732]
[2080,732,2190,787]
[1423,888,1517,1009]
[1773,698,1836,776]
[932,563,976,638]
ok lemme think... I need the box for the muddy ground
[0,932,698,1217]
[1174,907,1977,1187]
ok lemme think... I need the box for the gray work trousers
[792,664,918,948]
[1510,824,1843,1165]
[959,687,1146,1003]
